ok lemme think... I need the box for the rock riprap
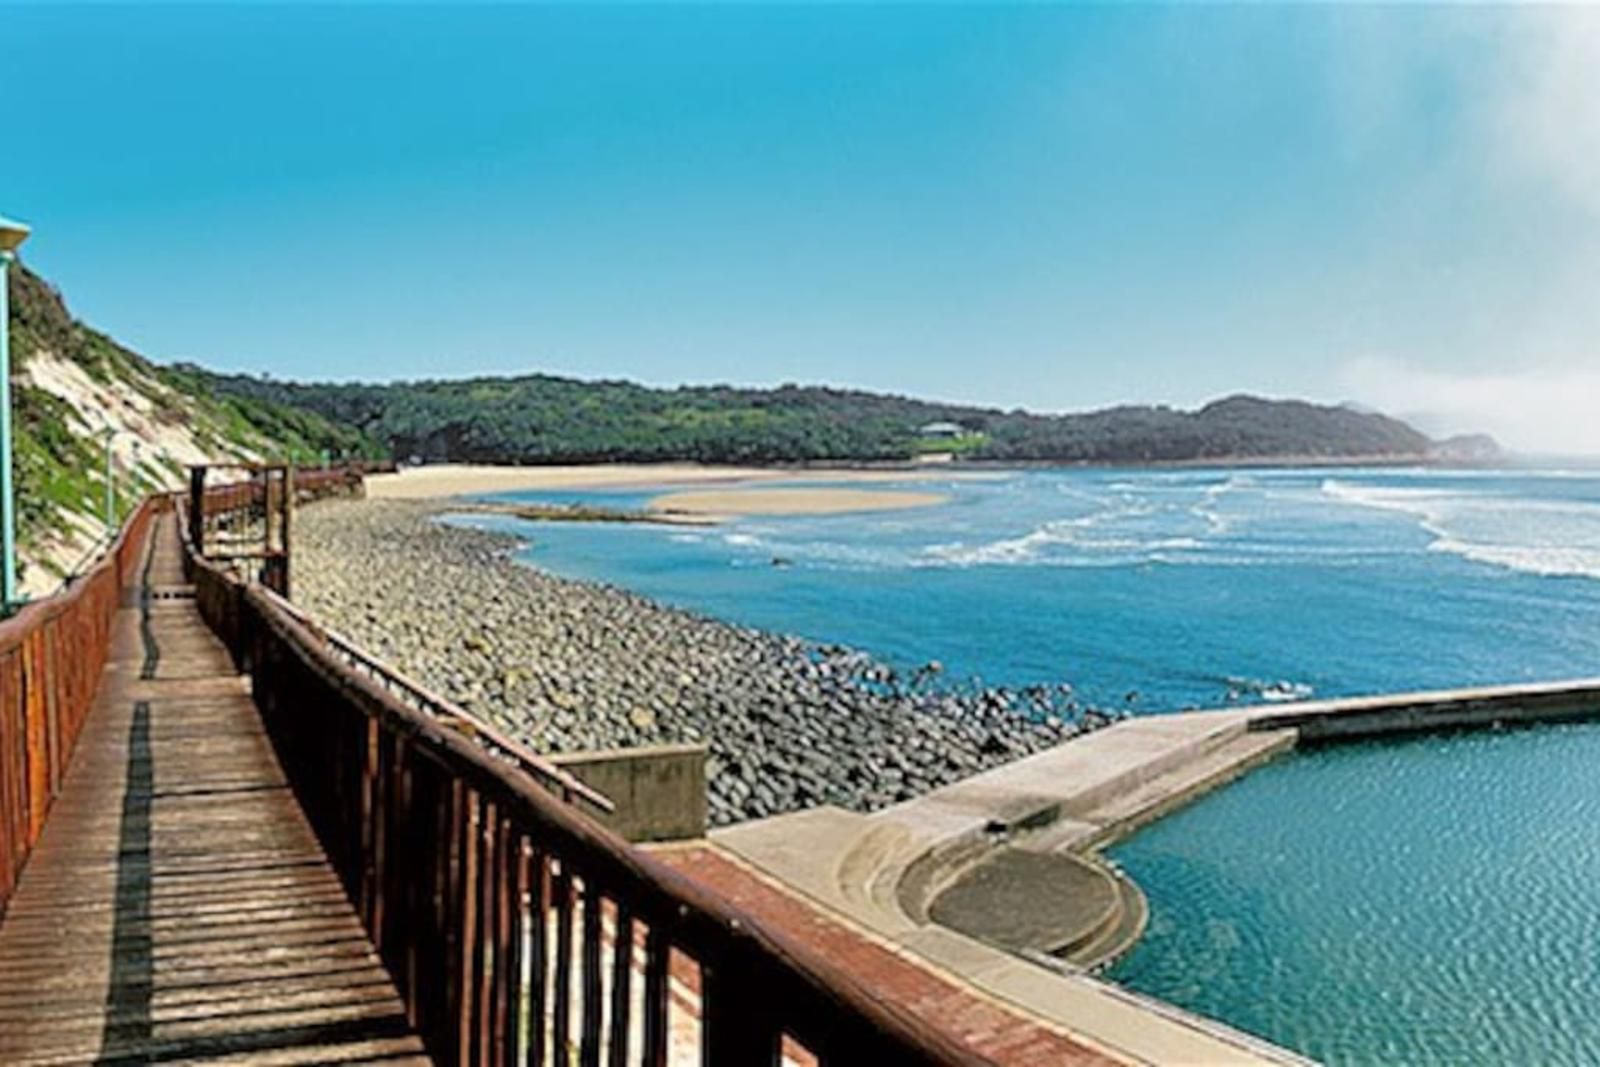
[295,500,1111,826]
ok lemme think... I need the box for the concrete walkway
[716,711,1305,1065]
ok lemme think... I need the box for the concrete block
[553,742,706,842]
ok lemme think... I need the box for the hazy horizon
[10,4,1600,453]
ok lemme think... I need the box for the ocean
[448,465,1600,1063]
[454,466,1600,713]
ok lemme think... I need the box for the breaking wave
[922,530,1206,567]
[1322,479,1600,580]
[919,489,1211,566]
[1224,676,1316,703]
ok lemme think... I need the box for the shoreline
[363,452,1498,503]
[365,462,987,502]
[439,488,950,526]
[295,498,1110,826]
[446,499,722,527]
[363,455,1484,521]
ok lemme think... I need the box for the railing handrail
[0,495,155,647]
[254,582,615,814]
[53,530,115,594]
[1,494,161,916]
[248,579,986,1065]
[177,473,613,813]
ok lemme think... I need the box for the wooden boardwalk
[0,516,430,1065]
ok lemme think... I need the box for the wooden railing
[0,496,159,915]
[255,584,615,816]
[181,466,612,814]
[183,463,375,596]
[181,470,982,1066]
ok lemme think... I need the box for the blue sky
[7,4,1600,449]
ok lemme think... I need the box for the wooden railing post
[188,466,206,555]
[703,951,781,1066]
[281,464,294,598]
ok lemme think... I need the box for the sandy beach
[367,462,768,498]
[366,462,969,514]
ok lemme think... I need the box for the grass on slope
[6,263,386,570]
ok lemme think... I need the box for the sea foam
[1322,478,1600,580]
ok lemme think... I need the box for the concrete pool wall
[713,675,1600,1064]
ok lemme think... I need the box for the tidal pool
[1109,724,1600,1065]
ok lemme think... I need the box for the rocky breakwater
[294,500,1114,825]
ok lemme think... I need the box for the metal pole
[130,440,142,510]
[104,429,116,531]
[0,251,16,608]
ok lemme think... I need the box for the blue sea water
[1108,728,1600,1065]
[447,465,1600,1063]
[455,467,1600,713]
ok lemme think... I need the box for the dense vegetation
[190,369,1443,467]
[6,264,383,563]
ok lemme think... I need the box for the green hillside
[190,368,1448,468]
[6,264,382,586]
[6,259,1481,589]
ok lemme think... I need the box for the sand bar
[649,487,949,518]
[365,462,977,501]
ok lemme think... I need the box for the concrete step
[1072,728,1296,850]
[1065,869,1149,971]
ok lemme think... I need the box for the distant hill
[1427,433,1502,464]
[8,260,1495,591]
[187,368,1479,468]
[6,264,381,593]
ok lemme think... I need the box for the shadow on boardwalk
[0,516,430,1065]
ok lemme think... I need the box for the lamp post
[0,215,31,610]
[131,439,142,513]
[101,433,141,535]
[104,428,117,531]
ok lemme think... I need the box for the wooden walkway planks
[0,515,431,1066]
